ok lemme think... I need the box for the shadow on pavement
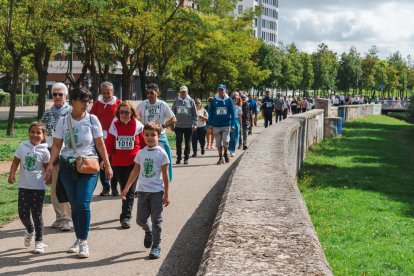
[0,251,144,275]
[157,155,243,276]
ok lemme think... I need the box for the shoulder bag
[67,113,100,174]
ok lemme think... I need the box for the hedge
[0,92,45,106]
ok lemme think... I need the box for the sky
[278,1,414,59]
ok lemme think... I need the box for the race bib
[216,107,227,115]
[116,136,134,150]
[145,105,161,117]
[266,102,273,108]
[177,106,188,114]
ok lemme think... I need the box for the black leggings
[114,165,137,221]
[18,188,45,242]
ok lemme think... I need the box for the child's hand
[8,174,15,184]
[45,164,53,182]
[163,194,170,207]
[121,188,128,201]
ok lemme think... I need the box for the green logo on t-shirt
[143,158,155,178]
[23,153,37,172]
[65,127,79,149]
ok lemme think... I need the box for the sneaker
[33,241,47,254]
[237,145,242,150]
[111,189,120,196]
[207,144,211,149]
[99,187,110,196]
[201,148,205,155]
[243,145,248,150]
[176,159,181,165]
[217,157,224,165]
[121,218,131,229]
[149,245,161,259]
[67,239,80,253]
[191,153,197,157]
[144,232,153,248]
[184,159,189,164]
[24,230,34,247]
[60,220,72,231]
[51,220,62,229]
[78,240,89,258]
[230,152,235,157]
[224,154,230,163]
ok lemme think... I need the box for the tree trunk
[7,57,21,136]
[121,67,133,101]
[34,43,52,120]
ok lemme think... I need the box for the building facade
[234,0,279,46]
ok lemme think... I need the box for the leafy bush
[0,92,44,106]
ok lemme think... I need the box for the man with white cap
[171,85,197,165]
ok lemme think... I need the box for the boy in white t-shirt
[8,122,50,254]
[121,121,170,259]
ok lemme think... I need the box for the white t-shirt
[134,146,170,193]
[196,108,208,128]
[54,113,103,158]
[234,106,242,119]
[15,141,50,190]
[136,99,175,133]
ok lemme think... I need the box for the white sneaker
[33,241,47,254]
[230,152,235,157]
[67,239,80,253]
[24,230,34,247]
[60,220,72,231]
[78,240,89,258]
[51,220,62,228]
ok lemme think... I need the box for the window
[254,18,257,27]
[238,5,243,14]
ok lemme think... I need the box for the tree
[300,52,314,96]
[30,1,65,119]
[255,41,283,93]
[312,43,338,96]
[337,46,361,94]
[0,0,36,135]
[361,46,379,95]
[373,60,388,97]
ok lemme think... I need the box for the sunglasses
[196,102,201,104]
[53,93,64,97]
[146,91,157,95]
[77,99,89,104]
[119,110,131,115]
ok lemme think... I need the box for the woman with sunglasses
[41,82,73,232]
[191,98,208,157]
[136,83,176,181]
[105,101,146,229]
[45,87,112,258]
[228,92,242,157]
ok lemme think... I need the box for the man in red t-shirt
[90,81,120,196]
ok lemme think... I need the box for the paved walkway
[0,123,264,276]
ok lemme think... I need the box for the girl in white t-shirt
[8,122,50,254]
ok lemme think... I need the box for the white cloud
[279,1,414,58]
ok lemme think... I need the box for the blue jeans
[228,120,240,153]
[59,164,98,240]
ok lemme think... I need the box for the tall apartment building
[234,0,279,46]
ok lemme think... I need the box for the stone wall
[315,98,382,138]
[197,111,332,276]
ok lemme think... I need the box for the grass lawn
[298,115,414,275]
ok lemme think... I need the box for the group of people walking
[7,81,257,261]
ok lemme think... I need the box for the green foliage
[0,117,35,161]
[312,43,338,94]
[299,115,414,275]
[0,92,43,106]
[337,47,361,92]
